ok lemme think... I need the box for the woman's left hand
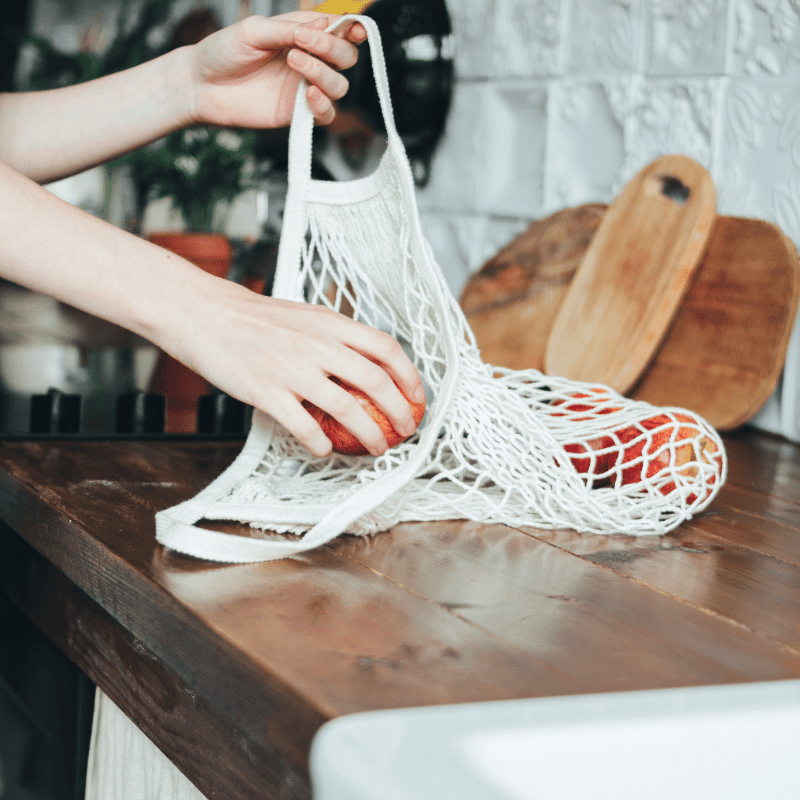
[188,12,366,129]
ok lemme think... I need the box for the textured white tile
[492,0,566,77]
[609,77,723,192]
[415,83,489,213]
[731,0,800,76]
[481,82,548,217]
[448,0,496,79]
[418,211,527,299]
[568,0,646,75]
[715,78,800,245]
[749,384,784,436]
[545,80,626,211]
[649,0,730,76]
[419,212,486,298]
[416,0,800,439]
[471,216,532,272]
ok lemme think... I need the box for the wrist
[159,46,200,130]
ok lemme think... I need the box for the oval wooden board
[460,208,800,431]
[629,215,799,429]
[544,155,717,394]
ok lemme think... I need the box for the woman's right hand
[159,274,425,458]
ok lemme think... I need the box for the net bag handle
[273,14,404,302]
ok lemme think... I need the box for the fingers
[339,355,421,439]
[190,288,423,459]
[255,360,416,459]
[342,327,426,412]
[271,328,423,457]
[287,18,364,124]
[289,26,352,83]
[306,377,391,457]
[343,21,368,45]
[293,19,361,71]
[311,325,424,453]
[286,44,349,123]
[277,12,367,45]
[267,391,335,458]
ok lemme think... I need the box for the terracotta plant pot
[147,232,232,433]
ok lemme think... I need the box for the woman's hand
[0,12,366,182]
[188,12,366,130]
[161,275,424,458]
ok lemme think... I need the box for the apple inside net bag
[155,15,727,563]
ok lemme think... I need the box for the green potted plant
[125,124,270,282]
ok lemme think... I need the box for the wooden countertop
[1,428,799,799]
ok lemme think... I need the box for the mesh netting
[155,15,726,563]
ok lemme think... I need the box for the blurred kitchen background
[1,0,800,440]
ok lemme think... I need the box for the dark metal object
[1,390,249,441]
[339,0,454,186]
[197,392,251,435]
[116,391,167,434]
[30,389,82,434]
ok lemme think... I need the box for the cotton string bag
[155,15,727,564]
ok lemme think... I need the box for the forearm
[0,158,196,348]
[0,47,196,184]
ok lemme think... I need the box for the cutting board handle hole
[660,175,691,204]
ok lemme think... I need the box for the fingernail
[402,420,417,437]
[291,49,310,68]
[413,385,426,404]
[295,26,318,46]
[371,438,388,456]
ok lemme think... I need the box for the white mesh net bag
[155,15,727,564]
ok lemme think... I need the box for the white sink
[310,680,800,800]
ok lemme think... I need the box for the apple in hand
[304,376,426,456]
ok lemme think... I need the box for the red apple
[565,436,616,482]
[551,387,623,421]
[615,413,720,500]
[304,376,426,456]
[554,389,622,483]
[563,410,720,502]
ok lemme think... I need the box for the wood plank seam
[513,526,800,660]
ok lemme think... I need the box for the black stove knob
[197,393,249,434]
[30,389,82,434]
[115,392,166,434]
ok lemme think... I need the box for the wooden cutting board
[630,215,799,429]
[460,206,800,431]
[544,155,717,394]
[460,203,607,372]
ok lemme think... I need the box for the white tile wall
[422,0,800,440]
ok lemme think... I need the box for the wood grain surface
[460,203,606,371]
[1,430,800,799]
[628,215,800,427]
